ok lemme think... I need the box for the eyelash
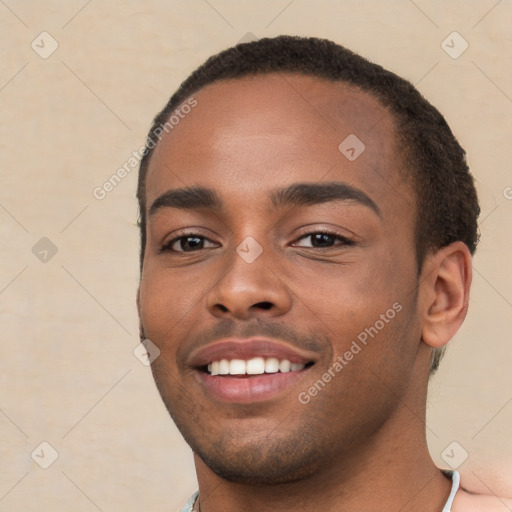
[159,229,355,253]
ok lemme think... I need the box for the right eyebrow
[149,186,223,215]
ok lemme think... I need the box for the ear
[419,241,473,349]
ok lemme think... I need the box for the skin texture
[453,488,512,511]
[137,73,472,511]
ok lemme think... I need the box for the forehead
[145,73,414,218]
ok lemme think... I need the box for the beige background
[1,1,511,510]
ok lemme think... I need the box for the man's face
[138,74,424,484]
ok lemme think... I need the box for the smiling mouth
[201,357,315,377]
[190,338,319,402]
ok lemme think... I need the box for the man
[136,36,508,511]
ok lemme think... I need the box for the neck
[193,352,452,512]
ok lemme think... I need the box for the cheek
[303,258,410,326]
[318,304,420,428]
[313,248,418,365]
[139,267,194,342]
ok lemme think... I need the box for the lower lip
[197,370,309,404]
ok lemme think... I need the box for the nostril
[254,301,273,310]
[214,302,273,314]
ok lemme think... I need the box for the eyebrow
[149,186,222,215]
[149,181,381,218]
[270,182,381,218]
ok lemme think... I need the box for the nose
[206,244,292,320]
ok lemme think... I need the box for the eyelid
[293,226,354,239]
[291,229,355,247]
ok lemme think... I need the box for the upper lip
[189,337,319,368]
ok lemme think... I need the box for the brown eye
[310,233,335,248]
[160,234,218,253]
[294,232,354,249]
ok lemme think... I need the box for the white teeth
[207,357,308,375]
[229,359,246,375]
[246,357,265,375]
[218,359,230,375]
[264,358,280,373]
[279,359,291,373]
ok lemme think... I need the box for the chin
[194,440,326,486]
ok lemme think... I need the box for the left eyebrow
[269,182,382,218]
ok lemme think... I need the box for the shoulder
[452,487,512,511]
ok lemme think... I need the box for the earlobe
[420,242,472,349]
